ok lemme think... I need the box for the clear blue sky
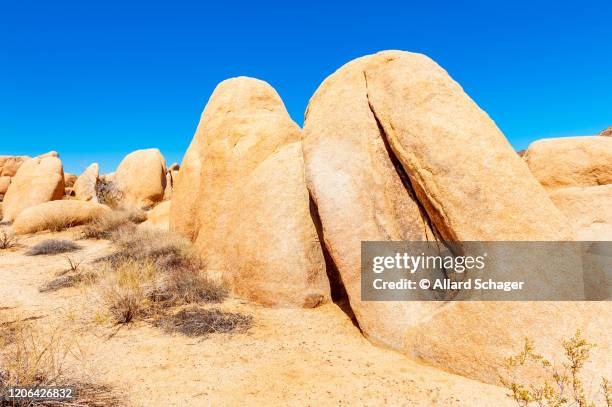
[1,0,611,174]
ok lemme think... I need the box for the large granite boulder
[303,51,606,388]
[171,77,330,307]
[523,136,612,190]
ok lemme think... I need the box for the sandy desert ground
[0,229,516,407]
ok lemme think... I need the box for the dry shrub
[80,208,145,240]
[95,179,123,209]
[96,228,227,325]
[26,239,81,256]
[500,330,611,407]
[0,313,125,406]
[1,227,18,249]
[99,259,159,324]
[39,257,97,293]
[153,306,252,337]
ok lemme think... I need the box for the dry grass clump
[95,227,228,326]
[80,208,145,240]
[39,257,97,293]
[26,239,81,256]
[0,312,125,406]
[1,227,18,249]
[153,306,252,338]
[32,213,77,233]
[500,330,611,407]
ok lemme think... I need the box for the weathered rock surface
[74,163,99,202]
[0,176,10,196]
[12,199,110,234]
[171,77,330,307]
[115,149,166,209]
[550,185,612,240]
[523,136,612,190]
[363,51,573,241]
[1,154,65,222]
[0,155,28,177]
[143,200,170,229]
[304,51,596,388]
[303,56,438,346]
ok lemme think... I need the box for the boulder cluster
[1,50,609,389]
[0,148,174,231]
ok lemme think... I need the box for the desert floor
[0,230,514,407]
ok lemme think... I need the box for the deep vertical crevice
[309,196,359,329]
[363,73,443,244]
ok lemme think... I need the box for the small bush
[500,330,611,407]
[100,259,158,324]
[96,228,226,325]
[0,313,125,406]
[153,306,252,337]
[0,227,17,249]
[26,239,81,256]
[95,179,123,209]
[39,257,97,293]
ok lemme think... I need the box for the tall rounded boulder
[114,149,166,209]
[171,77,331,307]
[1,154,65,222]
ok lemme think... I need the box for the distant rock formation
[114,149,167,209]
[598,125,612,137]
[2,152,64,222]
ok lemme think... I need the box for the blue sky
[1,0,611,174]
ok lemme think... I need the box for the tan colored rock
[0,176,10,195]
[171,77,331,307]
[12,200,110,234]
[163,172,173,200]
[38,151,59,159]
[142,200,170,229]
[115,149,166,209]
[1,155,65,222]
[168,162,180,171]
[64,173,77,188]
[304,51,599,388]
[550,185,612,240]
[363,51,573,241]
[598,125,612,137]
[74,163,99,202]
[0,155,28,177]
[304,56,437,346]
[523,136,612,190]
